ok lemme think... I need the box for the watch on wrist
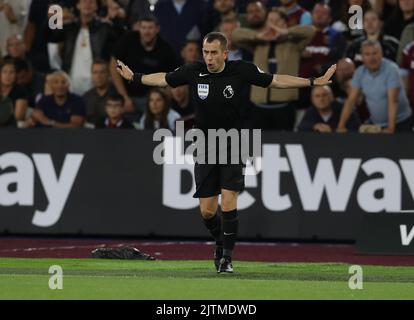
[132,73,143,85]
[309,77,315,87]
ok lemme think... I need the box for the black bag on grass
[91,246,155,260]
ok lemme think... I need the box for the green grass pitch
[0,258,413,300]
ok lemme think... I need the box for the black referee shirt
[166,60,273,130]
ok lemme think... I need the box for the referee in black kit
[116,32,336,273]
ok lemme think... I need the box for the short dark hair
[13,58,31,73]
[92,58,108,68]
[0,58,16,72]
[138,15,159,26]
[182,40,200,48]
[203,32,228,51]
[107,93,125,106]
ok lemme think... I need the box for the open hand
[314,64,337,86]
[116,60,134,81]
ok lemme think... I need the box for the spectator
[299,3,346,108]
[140,88,180,130]
[331,57,356,104]
[154,0,206,55]
[233,7,315,130]
[236,0,342,22]
[301,3,347,78]
[397,22,414,64]
[375,0,399,22]
[384,0,414,40]
[231,0,277,13]
[298,85,360,132]
[24,0,76,73]
[0,59,28,127]
[400,40,414,111]
[297,0,328,13]
[346,9,399,66]
[180,40,201,64]
[0,0,32,56]
[111,16,179,115]
[126,0,151,29]
[14,58,45,108]
[243,1,267,30]
[332,0,372,41]
[4,34,27,60]
[169,85,194,117]
[331,58,370,122]
[333,57,371,123]
[94,0,121,17]
[95,92,134,128]
[210,0,238,30]
[115,0,130,9]
[49,0,117,96]
[219,18,246,61]
[337,40,413,133]
[31,71,86,128]
[83,59,118,125]
[24,0,49,72]
[101,0,129,37]
[322,0,345,22]
[35,71,54,104]
[279,0,312,27]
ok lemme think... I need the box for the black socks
[222,209,238,258]
[203,209,239,258]
[203,213,223,247]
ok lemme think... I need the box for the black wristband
[131,73,143,86]
[309,77,315,87]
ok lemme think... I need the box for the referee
[116,32,336,273]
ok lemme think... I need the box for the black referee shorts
[193,163,245,198]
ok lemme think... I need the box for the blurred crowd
[0,0,414,133]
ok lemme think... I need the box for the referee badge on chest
[197,84,209,100]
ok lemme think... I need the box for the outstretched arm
[269,64,337,89]
[116,60,168,87]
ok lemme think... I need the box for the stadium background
[0,0,414,301]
